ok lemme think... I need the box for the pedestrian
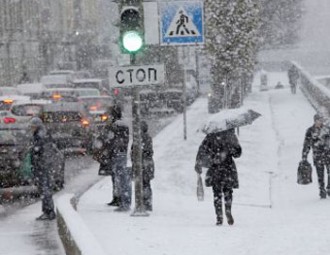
[30,117,56,220]
[195,128,242,226]
[93,130,119,206]
[97,105,131,211]
[302,113,330,199]
[131,121,155,211]
[288,64,299,94]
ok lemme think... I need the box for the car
[16,83,45,99]
[75,88,101,97]
[72,78,103,90]
[0,124,32,188]
[40,88,100,101]
[0,123,65,190]
[40,88,77,102]
[0,111,10,124]
[0,95,31,112]
[40,102,91,156]
[78,96,113,132]
[0,86,21,96]
[164,88,184,113]
[7,100,51,124]
[40,74,74,89]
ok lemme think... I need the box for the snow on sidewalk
[78,72,330,255]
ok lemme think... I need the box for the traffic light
[120,6,144,54]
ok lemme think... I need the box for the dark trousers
[212,184,233,220]
[37,176,55,214]
[143,179,152,210]
[112,155,131,209]
[314,160,330,190]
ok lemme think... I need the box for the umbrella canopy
[200,108,262,134]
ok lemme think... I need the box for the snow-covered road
[0,156,101,255]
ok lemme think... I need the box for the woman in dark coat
[195,128,242,226]
[30,117,56,220]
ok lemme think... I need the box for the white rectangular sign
[109,64,165,87]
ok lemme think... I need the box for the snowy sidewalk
[78,73,330,255]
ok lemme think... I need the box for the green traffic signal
[122,31,143,53]
[120,6,144,54]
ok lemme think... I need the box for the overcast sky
[299,0,330,51]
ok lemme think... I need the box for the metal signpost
[109,61,164,216]
[159,1,204,140]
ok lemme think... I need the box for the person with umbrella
[195,128,242,226]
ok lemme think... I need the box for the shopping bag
[197,175,204,201]
[297,160,312,185]
[18,152,33,182]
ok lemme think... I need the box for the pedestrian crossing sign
[159,1,204,45]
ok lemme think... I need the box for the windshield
[74,82,100,89]
[11,105,43,116]
[80,98,112,112]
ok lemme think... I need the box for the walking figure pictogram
[176,10,190,35]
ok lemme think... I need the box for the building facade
[0,0,103,86]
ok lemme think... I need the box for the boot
[320,188,326,199]
[107,196,121,206]
[225,204,234,225]
[327,176,330,196]
[214,199,223,226]
[216,216,223,226]
[36,211,56,221]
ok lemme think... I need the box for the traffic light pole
[131,54,148,216]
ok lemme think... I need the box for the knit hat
[314,113,324,122]
[29,117,43,127]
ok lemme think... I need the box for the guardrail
[56,193,107,255]
[291,61,330,116]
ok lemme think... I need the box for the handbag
[18,152,33,182]
[197,175,204,201]
[297,160,312,185]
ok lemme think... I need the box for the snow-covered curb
[56,193,107,255]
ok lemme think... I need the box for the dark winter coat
[130,123,155,181]
[195,129,242,189]
[96,120,129,176]
[30,126,57,188]
[302,124,330,165]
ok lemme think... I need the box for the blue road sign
[159,1,204,45]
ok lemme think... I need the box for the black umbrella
[201,109,262,134]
